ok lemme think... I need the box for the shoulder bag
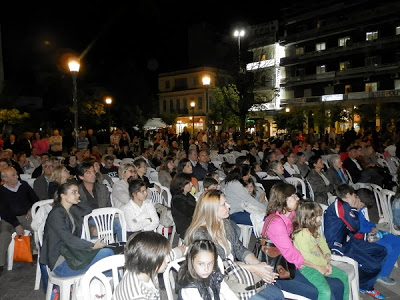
[253,214,296,280]
[60,245,100,270]
[223,258,265,300]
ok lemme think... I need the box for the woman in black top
[170,173,196,239]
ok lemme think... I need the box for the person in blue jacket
[323,184,387,300]
[355,189,400,286]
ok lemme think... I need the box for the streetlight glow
[190,101,195,137]
[202,76,211,86]
[234,29,245,37]
[105,97,112,105]
[190,101,196,108]
[68,60,80,72]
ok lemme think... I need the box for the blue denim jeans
[249,283,285,300]
[53,248,114,277]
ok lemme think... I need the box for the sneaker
[359,288,385,299]
[377,276,396,285]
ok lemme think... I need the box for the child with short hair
[293,201,349,300]
[113,231,171,300]
[177,239,238,300]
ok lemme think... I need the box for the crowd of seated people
[1,125,400,300]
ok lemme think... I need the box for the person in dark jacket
[39,182,113,277]
[170,173,197,239]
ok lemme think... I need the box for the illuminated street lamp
[202,75,211,136]
[105,97,113,132]
[233,29,245,68]
[190,101,196,137]
[68,59,80,148]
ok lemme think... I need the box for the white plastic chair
[156,185,176,243]
[197,181,204,193]
[20,173,32,181]
[77,254,125,300]
[343,169,371,190]
[237,224,253,248]
[37,225,83,300]
[224,153,236,164]
[26,177,35,187]
[163,257,185,300]
[377,158,397,182]
[113,159,122,167]
[7,229,31,271]
[304,178,314,201]
[381,189,400,235]
[83,207,127,244]
[285,177,307,198]
[370,183,389,225]
[31,199,54,290]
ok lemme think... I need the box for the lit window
[315,42,326,51]
[366,31,378,41]
[365,82,378,92]
[395,79,400,90]
[396,26,400,35]
[316,65,326,74]
[261,54,266,60]
[338,37,350,47]
[296,47,304,55]
[340,61,350,71]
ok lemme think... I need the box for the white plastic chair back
[375,152,385,160]
[26,178,35,187]
[83,207,127,244]
[163,257,185,300]
[160,185,172,207]
[20,173,32,181]
[78,254,125,300]
[113,159,122,167]
[285,177,306,198]
[370,183,388,224]
[225,153,236,164]
[197,181,204,193]
[121,158,135,164]
[381,189,400,235]
[304,179,314,201]
[31,199,54,290]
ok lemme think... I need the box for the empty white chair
[77,254,125,300]
[83,207,127,244]
[20,173,32,181]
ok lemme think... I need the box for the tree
[210,71,257,139]
[0,108,30,133]
[160,112,178,126]
[273,107,307,132]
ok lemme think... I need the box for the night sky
[1,1,292,114]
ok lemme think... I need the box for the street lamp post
[233,29,245,70]
[190,101,195,138]
[202,75,211,137]
[68,60,80,149]
[105,97,113,132]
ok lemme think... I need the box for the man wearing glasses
[33,159,55,200]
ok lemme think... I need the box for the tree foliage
[273,107,307,132]
[0,108,30,125]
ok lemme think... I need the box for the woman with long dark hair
[170,172,197,239]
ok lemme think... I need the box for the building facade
[158,67,231,136]
[247,0,400,135]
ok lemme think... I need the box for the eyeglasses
[44,165,54,169]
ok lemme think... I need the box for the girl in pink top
[264,182,318,299]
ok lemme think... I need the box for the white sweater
[122,200,159,232]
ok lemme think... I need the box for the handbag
[13,235,33,263]
[223,258,265,300]
[60,245,100,270]
[253,214,296,280]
